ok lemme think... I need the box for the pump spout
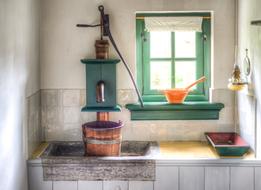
[96,80,105,103]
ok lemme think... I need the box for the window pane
[175,32,196,58]
[175,61,196,88]
[150,61,171,90]
[150,31,171,58]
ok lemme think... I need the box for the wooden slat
[180,167,204,190]
[154,166,178,190]
[53,181,77,190]
[255,167,261,190]
[129,181,153,190]
[231,167,254,190]
[103,181,128,190]
[78,181,102,190]
[205,167,229,190]
[28,166,52,190]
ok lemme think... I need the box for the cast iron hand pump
[76,5,144,107]
[77,5,144,107]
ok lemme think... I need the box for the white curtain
[145,17,203,32]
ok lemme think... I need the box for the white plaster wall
[40,0,235,90]
[237,0,261,153]
[0,0,40,190]
[40,0,236,142]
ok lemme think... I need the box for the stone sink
[42,141,159,157]
[39,141,159,181]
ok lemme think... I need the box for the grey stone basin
[39,141,159,181]
[42,141,159,157]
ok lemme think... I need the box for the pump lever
[98,5,144,107]
[76,24,101,28]
[76,6,109,37]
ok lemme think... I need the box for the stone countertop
[28,141,261,181]
[30,141,158,181]
[159,141,255,159]
[29,141,258,164]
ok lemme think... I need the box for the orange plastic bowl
[164,89,189,104]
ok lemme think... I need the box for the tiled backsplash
[27,89,235,156]
[41,89,88,141]
[37,89,235,142]
[27,91,42,156]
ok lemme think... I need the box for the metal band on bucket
[83,137,122,144]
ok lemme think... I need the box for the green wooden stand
[81,59,121,112]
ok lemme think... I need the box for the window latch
[141,32,147,42]
[202,33,207,41]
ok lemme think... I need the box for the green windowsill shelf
[125,102,224,120]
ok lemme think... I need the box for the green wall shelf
[125,102,224,120]
[81,59,120,64]
[81,105,121,112]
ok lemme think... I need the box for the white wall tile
[41,90,58,107]
[63,90,81,106]
[80,90,86,106]
[40,89,235,142]
[63,107,81,124]
[27,91,42,157]
[42,107,59,125]
[62,125,82,141]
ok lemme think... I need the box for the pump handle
[97,5,144,107]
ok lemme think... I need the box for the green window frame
[136,13,211,102]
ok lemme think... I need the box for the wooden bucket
[82,121,123,156]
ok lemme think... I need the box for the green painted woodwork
[125,102,224,120]
[81,59,120,64]
[136,12,212,17]
[136,13,211,102]
[81,105,121,112]
[214,147,250,157]
[203,19,211,100]
[81,59,121,112]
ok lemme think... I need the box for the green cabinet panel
[81,59,121,112]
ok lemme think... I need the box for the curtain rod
[136,16,211,20]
